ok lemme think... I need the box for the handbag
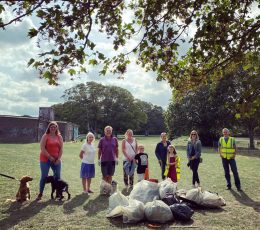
[199,157,203,163]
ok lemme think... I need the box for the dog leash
[0,173,20,181]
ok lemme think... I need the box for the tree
[52,81,147,134]
[0,0,258,89]
[165,85,236,146]
[165,60,260,147]
[135,100,166,135]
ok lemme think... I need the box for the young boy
[135,144,148,182]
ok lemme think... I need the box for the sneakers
[237,187,242,192]
[83,190,88,194]
[88,189,94,193]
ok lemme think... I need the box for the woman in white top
[79,132,96,193]
[122,129,138,188]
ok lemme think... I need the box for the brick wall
[0,116,39,143]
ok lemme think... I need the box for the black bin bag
[170,203,194,221]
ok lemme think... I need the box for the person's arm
[155,143,161,160]
[232,138,237,158]
[57,135,63,160]
[186,142,190,158]
[195,140,201,159]
[135,139,138,154]
[79,144,85,159]
[122,139,129,160]
[115,138,119,159]
[40,134,55,162]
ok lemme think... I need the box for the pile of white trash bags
[105,179,226,224]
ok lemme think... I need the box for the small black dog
[45,176,71,200]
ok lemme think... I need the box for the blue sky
[0,9,175,117]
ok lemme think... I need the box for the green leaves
[28,28,38,38]
[68,69,76,76]
[0,0,258,90]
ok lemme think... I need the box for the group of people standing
[36,122,242,200]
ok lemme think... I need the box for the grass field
[0,136,260,230]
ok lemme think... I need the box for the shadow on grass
[230,190,260,212]
[108,217,195,229]
[83,194,109,215]
[63,193,89,214]
[0,199,57,230]
[192,205,226,215]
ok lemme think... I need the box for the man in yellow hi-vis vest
[218,128,241,191]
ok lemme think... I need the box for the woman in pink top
[36,121,63,200]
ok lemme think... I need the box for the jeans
[190,158,200,185]
[160,161,166,180]
[39,160,61,193]
[123,161,134,186]
[221,158,241,189]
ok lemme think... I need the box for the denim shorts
[101,161,115,177]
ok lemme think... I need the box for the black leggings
[190,158,200,185]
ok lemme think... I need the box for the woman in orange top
[36,121,63,200]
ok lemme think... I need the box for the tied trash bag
[201,191,226,207]
[100,180,112,195]
[185,188,204,205]
[170,203,194,221]
[144,200,173,223]
[159,178,177,199]
[162,194,180,206]
[129,180,159,204]
[123,199,145,224]
[108,191,129,212]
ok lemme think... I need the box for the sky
[0,8,176,117]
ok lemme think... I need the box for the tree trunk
[248,123,255,149]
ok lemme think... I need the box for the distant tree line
[52,81,166,135]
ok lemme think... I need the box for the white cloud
[0,8,173,117]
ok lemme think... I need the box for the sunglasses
[191,133,196,136]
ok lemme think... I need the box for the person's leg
[129,174,134,187]
[137,173,144,182]
[221,158,231,189]
[101,161,108,182]
[230,159,241,190]
[87,178,93,192]
[82,178,87,191]
[51,162,61,180]
[38,161,50,199]
[123,161,128,187]
[107,176,112,184]
[107,161,115,184]
[193,159,200,185]
[161,161,166,180]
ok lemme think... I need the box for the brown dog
[16,176,33,202]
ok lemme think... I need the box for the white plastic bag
[144,200,173,223]
[158,178,177,199]
[201,191,226,207]
[100,180,112,195]
[108,191,129,212]
[123,199,145,224]
[129,180,159,204]
[106,206,124,218]
[185,188,204,204]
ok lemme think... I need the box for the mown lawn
[0,136,259,230]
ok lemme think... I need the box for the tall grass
[0,137,259,230]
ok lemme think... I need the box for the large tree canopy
[0,0,259,90]
[52,81,148,133]
[165,62,260,147]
